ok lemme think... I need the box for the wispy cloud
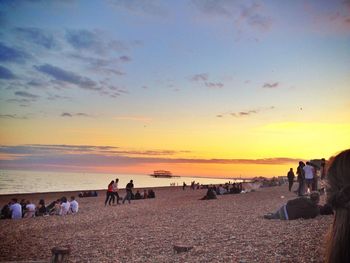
[0,114,27,119]
[0,144,301,171]
[218,106,275,118]
[189,73,224,88]
[61,112,93,118]
[0,65,16,79]
[34,63,99,91]
[262,82,279,88]
[108,0,167,16]
[0,42,30,63]
[14,27,57,49]
[15,91,40,99]
[119,55,131,62]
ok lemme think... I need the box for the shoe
[264,213,274,219]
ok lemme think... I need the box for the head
[39,199,45,205]
[309,192,320,204]
[325,149,350,263]
[116,178,119,183]
[290,168,293,172]
[11,198,18,204]
[130,180,133,183]
[61,196,67,203]
[306,161,310,165]
[299,161,305,167]
[71,196,75,201]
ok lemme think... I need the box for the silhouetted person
[297,161,305,196]
[287,168,295,192]
[123,180,134,204]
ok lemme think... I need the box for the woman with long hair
[104,180,115,206]
[325,149,350,263]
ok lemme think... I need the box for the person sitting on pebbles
[200,186,217,200]
[264,191,320,220]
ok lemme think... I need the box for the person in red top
[104,180,115,206]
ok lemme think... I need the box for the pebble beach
[0,185,333,263]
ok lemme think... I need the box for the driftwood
[50,247,70,263]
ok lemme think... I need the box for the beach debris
[51,247,70,263]
[173,244,193,254]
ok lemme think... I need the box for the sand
[0,185,333,263]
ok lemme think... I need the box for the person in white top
[24,200,36,218]
[9,198,22,220]
[60,197,70,216]
[70,196,79,213]
[303,162,315,192]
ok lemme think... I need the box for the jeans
[123,191,131,204]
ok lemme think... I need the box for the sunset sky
[0,0,349,178]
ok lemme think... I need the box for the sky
[0,0,349,178]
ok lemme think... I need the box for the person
[60,196,70,216]
[114,178,120,204]
[23,200,36,218]
[48,199,61,215]
[1,203,12,219]
[70,196,79,213]
[9,198,22,220]
[36,199,47,216]
[296,161,305,196]
[134,190,142,200]
[264,191,320,220]
[182,182,186,190]
[325,149,350,263]
[105,180,115,206]
[201,186,217,200]
[148,189,155,198]
[304,162,314,193]
[123,180,134,204]
[142,190,148,199]
[287,168,295,192]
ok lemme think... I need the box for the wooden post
[50,247,70,263]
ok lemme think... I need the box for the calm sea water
[0,170,239,195]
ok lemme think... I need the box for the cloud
[65,29,101,51]
[192,0,272,32]
[262,82,279,88]
[218,106,275,118]
[0,42,30,63]
[0,144,302,171]
[15,91,40,99]
[0,114,27,119]
[34,63,99,90]
[14,27,57,49]
[205,82,224,88]
[0,65,16,79]
[61,112,92,117]
[190,73,208,81]
[119,55,131,62]
[108,0,167,16]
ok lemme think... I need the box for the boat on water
[150,170,179,178]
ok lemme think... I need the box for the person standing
[113,178,120,204]
[287,168,295,192]
[303,162,315,193]
[296,161,305,196]
[105,180,115,206]
[122,180,134,204]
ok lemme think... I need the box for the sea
[0,169,241,195]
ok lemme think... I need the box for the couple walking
[105,179,134,206]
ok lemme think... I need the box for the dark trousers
[114,192,120,204]
[288,180,294,191]
[105,191,115,206]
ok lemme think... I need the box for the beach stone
[173,244,193,253]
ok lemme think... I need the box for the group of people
[1,196,79,220]
[265,149,350,263]
[105,179,156,206]
[201,182,244,200]
[287,159,326,196]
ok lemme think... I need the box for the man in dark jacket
[264,192,320,220]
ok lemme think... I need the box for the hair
[309,191,320,203]
[71,196,75,200]
[325,149,350,263]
